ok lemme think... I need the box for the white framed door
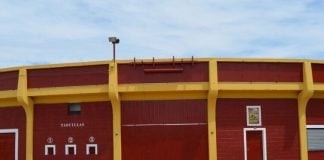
[244,128,267,160]
[0,129,19,160]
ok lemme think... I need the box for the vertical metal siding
[118,62,209,83]
[312,64,324,82]
[0,107,26,160]
[28,65,108,88]
[218,62,303,82]
[34,102,113,159]
[307,99,324,124]
[121,100,208,160]
[0,71,18,91]
[0,133,15,159]
[217,99,300,160]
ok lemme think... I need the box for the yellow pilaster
[17,68,34,160]
[298,61,314,160]
[208,60,218,160]
[109,63,122,160]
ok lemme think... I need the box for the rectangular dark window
[68,147,75,155]
[47,147,54,155]
[65,145,76,155]
[68,103,81,115]
[89,146,96,155]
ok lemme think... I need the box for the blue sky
[0,0,324,68]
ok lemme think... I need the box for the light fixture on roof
[108,37,120,63]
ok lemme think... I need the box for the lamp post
[108,37,120,63]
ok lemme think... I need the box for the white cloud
[0,0,324,68]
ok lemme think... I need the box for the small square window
[65,144,76,155]
[45,145,56,156]
[68,103,81,116]
[86,144,98,155]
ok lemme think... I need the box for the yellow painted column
[298,61,314,160]
[17,68,34,160]
[208,60,218,160]
[109,62,122,160]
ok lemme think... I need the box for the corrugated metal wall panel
[217,99,300,160]
[121,100,208,160]
[34,102,113,159]
[218,62,303,82]
[307,99,324,124]
[0,107,26,160]
[312,64,324,82]
[122,100,207,124]
[0,71,18,91]
[118,62,209,83]
[28,65,108,88]
[0,133,15,159]
[308,151,324,160]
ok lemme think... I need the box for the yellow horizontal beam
[28,85,109,97]
[121,91,207,101]
[0,90,17,99]
[0,82,306,103]
[0,98,20,107]
[33,93,109,104]
[314,84,324,91]
[119,82,209,93]
[312,91,324,98]
[219,91,298,99]
[219,82,302,91]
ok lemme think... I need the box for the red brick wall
[0,107,26,160]
[118,62,209,83]
[218,62,303,82]
[307,99,324,159]
[28,65,108,88]
[0,71,18,91]
[121,100,208,160]
[34,102,112,159]
[216,99,300,160]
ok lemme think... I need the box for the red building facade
[0,58,323,160]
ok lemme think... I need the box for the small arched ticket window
[45,145,56,156]
[86,144,98,155]
[65,144,77,155]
